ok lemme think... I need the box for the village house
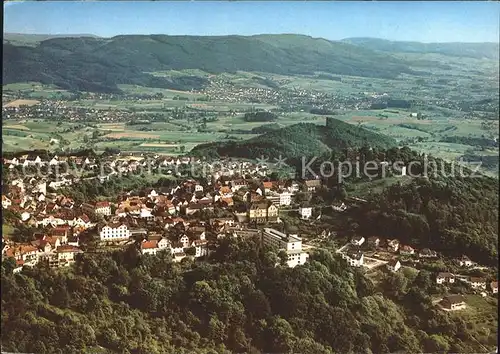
[387,239,400,253]
[288,182,300,193]
[22,208,35,220]
[342,250,364,267]
[351,236,365,246]
[399,245,415,256]
[99,222,131,241]
[230,179,248,192]
[95,201,112,216]
[436,272,455,284]
[490,281,498,294]
[459,255,473,267]
[263,181,275,194]
[49,245,83,268]
[440,295,466,311]
[278,192,292,206]
[249,201,278,224]
[73,214,94,229]
[469,277,487,290]
[303,179,321,192]
[4,244,39,268]
[418,248,438,258]
[2,195,12,209]
[140,238,171,256]
[387,259,402,272]
[299,206,312,220]
[191,239,209,258]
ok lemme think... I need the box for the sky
[4,1,500,43]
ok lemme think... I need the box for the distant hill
[191,117,397,161]
[342,37,500,60]
[3,34,417,93]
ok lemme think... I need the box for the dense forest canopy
[3,34,419,93]
[2,237,496,354]
[191,119,397,162]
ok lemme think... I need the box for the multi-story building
[95,201,112,216]
[469,277,487,290]
[249,202,278,224]
[299,207,312,220]
[99,223,131,241]
[261,228,309,268]
[140,238,171,256]
[279,192,292,206]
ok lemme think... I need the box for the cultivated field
[3,99,40,108]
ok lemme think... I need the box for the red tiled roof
[79,214,91,223]
[141,240,158,249]
[95,201,110,208]
[263,182,274,189]
[56,245,82,253]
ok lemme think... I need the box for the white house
[289,182,300,193]
[99,223,131,241]
[73,214,94,229]
[180,234,190,248]
[191,240,209,258]
[490,281,498,294]
[261,228,309,268]
[2,196,12,209]
[95,201,112,216]
[21,212,31,222]
[436,272,455,284]
[140,239,170,256]
[387,259,402,272]
[469,277,486,290]
[459,255,473,267]
[279,192,292,206]
[342,250,364,267]
[351,236,365,246]
[299,207,312,220]
[195,184,204,192]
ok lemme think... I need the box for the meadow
[2,60,498,173]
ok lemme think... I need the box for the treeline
[371,99,413,110]
[243,111,278,122]
[441,136,498,148]
[310,108,337,115]
[251,123,282,134]
[191,120,397,163]
[1,237,495,353]
[351,176,499,266]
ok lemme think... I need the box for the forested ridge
[191,119,397,162]
[1,237,496,353]
[3,34,417,93]
[353,176,499,266]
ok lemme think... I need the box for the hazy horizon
[4,32,500,45]
[4,1,500,43]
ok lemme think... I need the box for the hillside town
[2,152,497,310]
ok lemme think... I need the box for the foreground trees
[1,237,496,353]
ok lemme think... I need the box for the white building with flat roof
[262,228,309,268]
